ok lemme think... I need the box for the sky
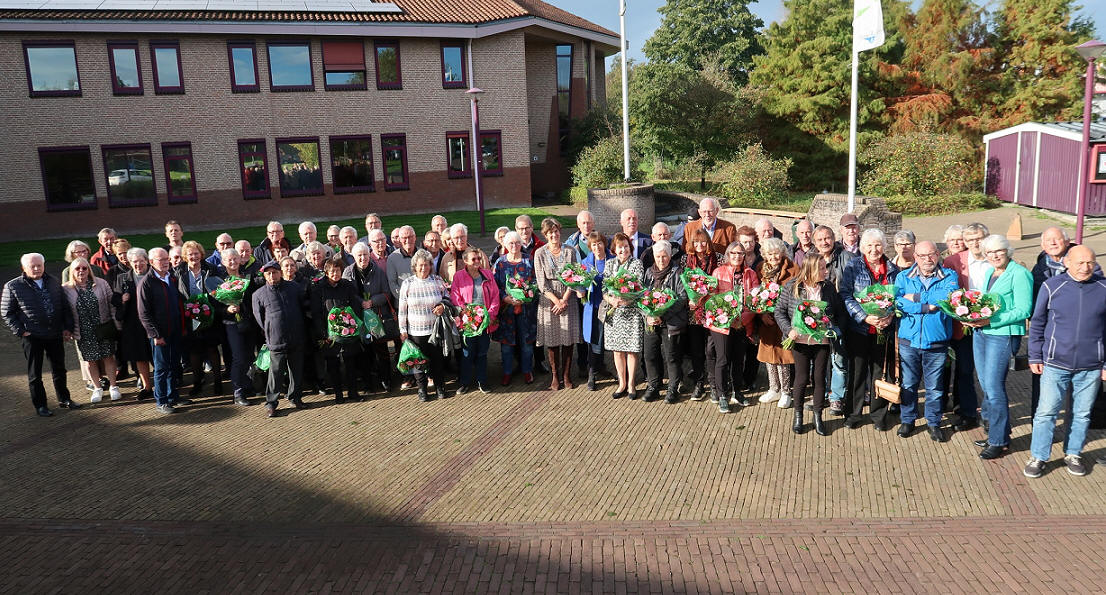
[552,0,1106,67]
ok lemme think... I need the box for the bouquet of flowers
[183,294,214,331]
[638,288,677,318]
[701,292,740,332]
[396,339,428,373]
[505,274,538,303]
[602,268,645,300]
[455,303,489,338]
[854,284,899,318]
[326,306,362,343]
[746,281,781,314]
[937,289,1002,335]
[213,276,250,321]
[361,306,386,340]
[781,300,836,349]
[558,262,596,290]
[680,267,718,302]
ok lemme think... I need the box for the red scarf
[864,257,887,334]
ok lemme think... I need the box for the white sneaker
[109,386,122,401]
[758,390,779,403]
[90,388,104,403]
[777,394,793,409]
[203,362,213,373]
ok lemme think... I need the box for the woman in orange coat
[707,241,759,413]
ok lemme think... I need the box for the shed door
[986,134,1018,203]
[1016,132,1037,205]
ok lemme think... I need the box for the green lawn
[1,207,562,267]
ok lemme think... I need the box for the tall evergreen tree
[643,0,765,85]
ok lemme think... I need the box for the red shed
[983,121,1106,216]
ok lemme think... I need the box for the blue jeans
[829,350,847,403]
[460,332,490,387]
[898,343,947,426]
[973,333,1019,447]
[501,342,534,376]
[151,336,183,406]
[1030,366,1103,461]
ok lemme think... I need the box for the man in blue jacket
[1024,245,1106,478]
[894,241,958,442]
[253,260,309,417]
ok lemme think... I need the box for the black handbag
[95,321,119,341]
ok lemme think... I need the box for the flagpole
[846,48,859,214]
[620,0,631,181]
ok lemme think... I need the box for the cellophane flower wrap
[183,293,214,331]
[361,304,386,340]
[254,344,271,371]
[746,280,781,314]
[396,339,428,373]
[701,291,741,333]
[855,284,899,318]
[213,276,250,321]
[558,262,596,290]
[937,289,1002,335]
[505,274,538,303]
[781,300,836,349]
[602,268,644,301]
[680,267,718,302]
[455,303,489,338]
[327,306,362,343]
[638,288,677,318]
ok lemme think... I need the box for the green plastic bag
[396,339,429,373]
[255,344,271,371]
[362,308,386,340]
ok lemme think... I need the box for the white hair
[216,232,233,243]
[340,226,357,236]
[698,197,720,211]
[149,247,169,259]
[267,220,283,230]
[981,234,1014,258]
[449,223,469,236]
[503,231,522,245]
[652,221,670,234]
[327,225,341,235]
[754,217,774,231]
[20,252,44,267]
[759,237,788,255]
[860,228,886,250]
[398,225,416,236]
[298,221,316,234]
[651,240,672,257]
[305,240,326,255]
[515,214,533,226]
[943,224,964,243]
[351,242,370,255]
[127,247,148,262]
[368,229,386,241]
[220,248,239,264]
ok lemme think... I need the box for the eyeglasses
[915,252,938,259]
[895,242,914,248]
[728,251,746,257]
[985,250,1007,257]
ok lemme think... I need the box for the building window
[555,44,573,153]
[38,146,96,210]
[228,42,260,93]
[441,41,466,88]
[268,42,314,91]
[276,138,323,197]
[238,140,269,199]
[381,134,409,190]
[446,132,470,179]
[162,142,197,203]
[322,40,366,90]
[150,41,184,94]
[330,136,374,193]
[108,41,143,95]
[480,130,504,177]
[23,41,81,97]
[374,40,401,90]
[102,144,156,207]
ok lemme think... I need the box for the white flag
[853,0,885,53]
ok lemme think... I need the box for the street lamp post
[467,87,486,235]
[1075,40,1105,244]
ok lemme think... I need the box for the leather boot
[814,411,828,436]
[793,409,805,434]
[664,381,679,404]
[547,348,560,391]
[560,346,574,389]
[587,351,600,391]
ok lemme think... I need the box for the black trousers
[266,347,303,405]
[792,343,830,411]
[324,342,361,400]
[707,329,748,396]
[683,325,709,385]
[409,334,445,389]
[846,331,891,425]
[643,327,682,391]
[742,338,760,390]
[22,335,70,410]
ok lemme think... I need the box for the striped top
[398,274,448,337]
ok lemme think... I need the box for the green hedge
[885,193,999,216]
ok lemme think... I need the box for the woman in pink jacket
[449,246,501,396]
[708,242,759,413]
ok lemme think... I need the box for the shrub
[859,132,977,197]
[713,143,793,207]
[572,136,635,189]
[885,192,999,216]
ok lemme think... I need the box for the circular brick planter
[587,183,655,234]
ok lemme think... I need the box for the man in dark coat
[253,260,309,417]
[137,247,189,414]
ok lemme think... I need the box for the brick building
[0,0,617,240]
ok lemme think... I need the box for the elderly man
[162,220,184,253]
[682,198,735,254]
[387,225,418,300]
[641,222,685,269]
[894,241,958,442]
[90,227,118,274]
[359,213,385,245]
[206,233,234,268]
[941,222,989,430]
[812,225,856,415]
[754,218,788,251]
[234,240,260,279]
[564,210,595,261]
[838,214,861,254]
[137,247,189,415]
[617,208,653,259]
[516,215,545,260]
[423,230,445,271]
[291,221,334,263]
[254,221,285,264]
[3,253,76,416]
[252,260,309,417]
[438,223,489,283]
[1024,245,1106,478]
[366,229,391,272]
[337,226,359,267]
[792,220,815,266]
[326,225,342,252]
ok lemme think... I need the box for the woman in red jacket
[707,242,759,413]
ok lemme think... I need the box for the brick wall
[587,184,655,235]
[808,193,902,236]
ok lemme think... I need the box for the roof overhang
[982,121,1106,144]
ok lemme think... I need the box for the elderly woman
[891,230,916,270]
[297,241,331,396]
[683,227,723,401]
[602,232,646,399]
[534,217,582,391]
[641,240,688,403]
[942,225,966,259]
[840,228,900,430]
[491,226,511,263]
[215,248,257,406]
[581,231,612,391]
[968,234,1033,459]
[756,237,798,407]
[106,238,132,287]
[344,241,395,392]
[776,255,845,435]
[280,256,301,286]
[61,240,96,284]
[112,247,153,400]
[177,240,225,397]
[399,249,450,402]
[312,257,364,404]
[451,246,501,395]
[708,241,759,413]
[63,257,120,402]
[493,232,538,385]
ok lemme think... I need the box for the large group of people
[3,202,1105,479]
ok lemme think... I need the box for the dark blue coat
[252,280,307,352]
[2,273,73,338]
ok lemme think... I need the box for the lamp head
[1076,40,1106,62]
[466,87,485,96]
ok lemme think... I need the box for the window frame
[102,143,157,208]
[266,40,315,92]
[373,40,402,90]
[227,41,260,93]
[322,39,367,91]
[162,141,197,204]
[274,136,324,198]
[107,40,143,96]
[149,40,184,94]
[23,40,82,98]
[380,133,410,191]
[479,130,505,177]
[38,145,97,211]
[445,131,471,179]
[440,40,467,89]
[329,134,375,194]
[555,43,573,154]
[237,138,271,200]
